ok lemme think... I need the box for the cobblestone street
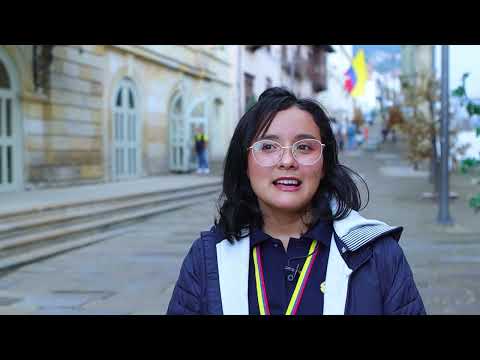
[1,140,479,315]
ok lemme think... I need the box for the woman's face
[247,106,325,217]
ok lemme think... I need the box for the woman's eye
[297,144,311,151]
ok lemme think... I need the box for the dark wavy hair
[215,87,369,241]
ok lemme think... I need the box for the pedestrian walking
[167,87,426,315]
[194,125,209,174]
[347,122,357,150]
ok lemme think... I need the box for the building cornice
[109,45,231,87]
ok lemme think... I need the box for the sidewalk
[341,139,480,314]
[0,174,222,217]
[0,198,218,315]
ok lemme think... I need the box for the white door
[0,56,20,192]
[169,94,189,172]
[113,79,140,180]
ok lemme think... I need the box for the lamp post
[430,45,440,193]
[437,45,453,225]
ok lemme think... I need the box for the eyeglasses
[248,139,325,167]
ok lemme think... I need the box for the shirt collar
[249,219,332,249]
[303,219,333,247]
[249,227,272,248]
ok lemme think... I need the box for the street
[0,196,217,315]
[0,140,480,315]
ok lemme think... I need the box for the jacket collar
[330,198,403,254]
[213,198,403,255]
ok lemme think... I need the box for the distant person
[363,125,369,146]
[167,87,426,315]
[382,125,389,143]
[347,122,357,150]
[194,125,209,174]
[382,125,396,144]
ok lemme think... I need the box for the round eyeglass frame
[248,139,326,167]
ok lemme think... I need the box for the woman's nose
[278,147,298,168]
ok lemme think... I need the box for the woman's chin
[266,200,308,214]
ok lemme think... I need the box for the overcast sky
[435,45,480,99]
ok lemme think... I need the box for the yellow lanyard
[253,240,318,315]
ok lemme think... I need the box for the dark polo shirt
[248,219,333,315]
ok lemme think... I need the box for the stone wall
[2,44,233,191]
[23,45,105,187]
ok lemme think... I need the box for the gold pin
[320,282,326,294]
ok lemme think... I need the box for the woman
[167,87,426,315]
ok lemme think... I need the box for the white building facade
[316,45,355,122]
[233,45,334,122]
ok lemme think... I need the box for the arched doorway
[112,78,141,180]
[169,93,188,172]
[188,99,208,171]
[0,49,21,192]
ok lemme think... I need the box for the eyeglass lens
[251,139,323,166]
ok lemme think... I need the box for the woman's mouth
[272,178,302,192]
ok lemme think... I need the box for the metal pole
[430,45,440,190]
[437,45,453,225]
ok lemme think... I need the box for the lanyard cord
[285,241,320,271]
[253,240,319,315]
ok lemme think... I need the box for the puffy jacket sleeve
[375,236,427,315]
[166,238,206,315]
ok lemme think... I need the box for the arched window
[112,78,140,180]
[169,93,186,172]
[0,61,10,89]
[0,52,21,192]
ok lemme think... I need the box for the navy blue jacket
[167,226,426,315]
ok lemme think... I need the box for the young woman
[167,87,426,315]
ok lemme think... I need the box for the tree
[452,73,480,212]
[398,72,465,185]
[398,72,439,171]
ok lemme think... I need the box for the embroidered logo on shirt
[320,281,326,294]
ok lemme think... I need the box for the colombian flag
[344,49,368,98]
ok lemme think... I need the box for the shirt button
[273,243,279,248]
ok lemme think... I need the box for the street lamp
[437,45,454,225]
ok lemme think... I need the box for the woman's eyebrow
[258,133,319,141]
[258,134,280,140]
[294,134,318,140]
